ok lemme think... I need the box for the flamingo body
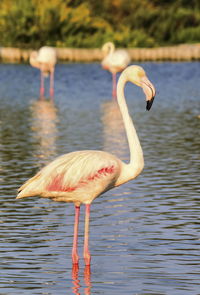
[17,65,156,265]
[17,150,124,206]
[30,46,57,99]
[36,46,57,65]
[102,47,130,74]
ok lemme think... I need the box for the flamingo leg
[83,204,91,265]
[72,205,80,264]
[112,73,117,99]
[40,71,45,99]
[50,69,54,101]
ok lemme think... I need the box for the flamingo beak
[146,96,155,111]
[141,76,156,111]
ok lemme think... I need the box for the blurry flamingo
[16,65,156,266]
[101,42,131,98]
[30,46,57,100]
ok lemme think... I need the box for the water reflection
[72,265,81,295]
[71,265,91,295]
[101,99,128,162]
[30,100,58,166]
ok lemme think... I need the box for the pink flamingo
[16,65,156,266]
[101,42,131,98]
[29,46,57,100]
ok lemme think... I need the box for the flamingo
[16,65,156,266]
[29,46,57,100]
[101,42,131,98]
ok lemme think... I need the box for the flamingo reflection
[72,264,91,295]
[101,100,129,162]
[30,100,58,166]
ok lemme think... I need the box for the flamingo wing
[17,150,121,203]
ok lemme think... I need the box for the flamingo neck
[30,54,40,69]
[107,42,115,55]
[116,74,144,178]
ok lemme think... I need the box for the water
[0,62,200,295]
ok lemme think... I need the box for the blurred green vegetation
[0,0,200,48]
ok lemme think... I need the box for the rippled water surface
[0,62,200,295]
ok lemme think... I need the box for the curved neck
[30,54,40,69]
[105,42,115,55]
[117,74,144,176]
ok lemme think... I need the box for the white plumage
[36,46,57,65]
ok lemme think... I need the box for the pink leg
[112,73,117,99]
[72,205,80,264]
[50,70,54,101]
[83,204,91,265]
[40,71,45,99]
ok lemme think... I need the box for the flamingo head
[123,65,156,111]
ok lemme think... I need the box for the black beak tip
[146,96,155,111]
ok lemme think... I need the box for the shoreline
[0,44,200,63]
